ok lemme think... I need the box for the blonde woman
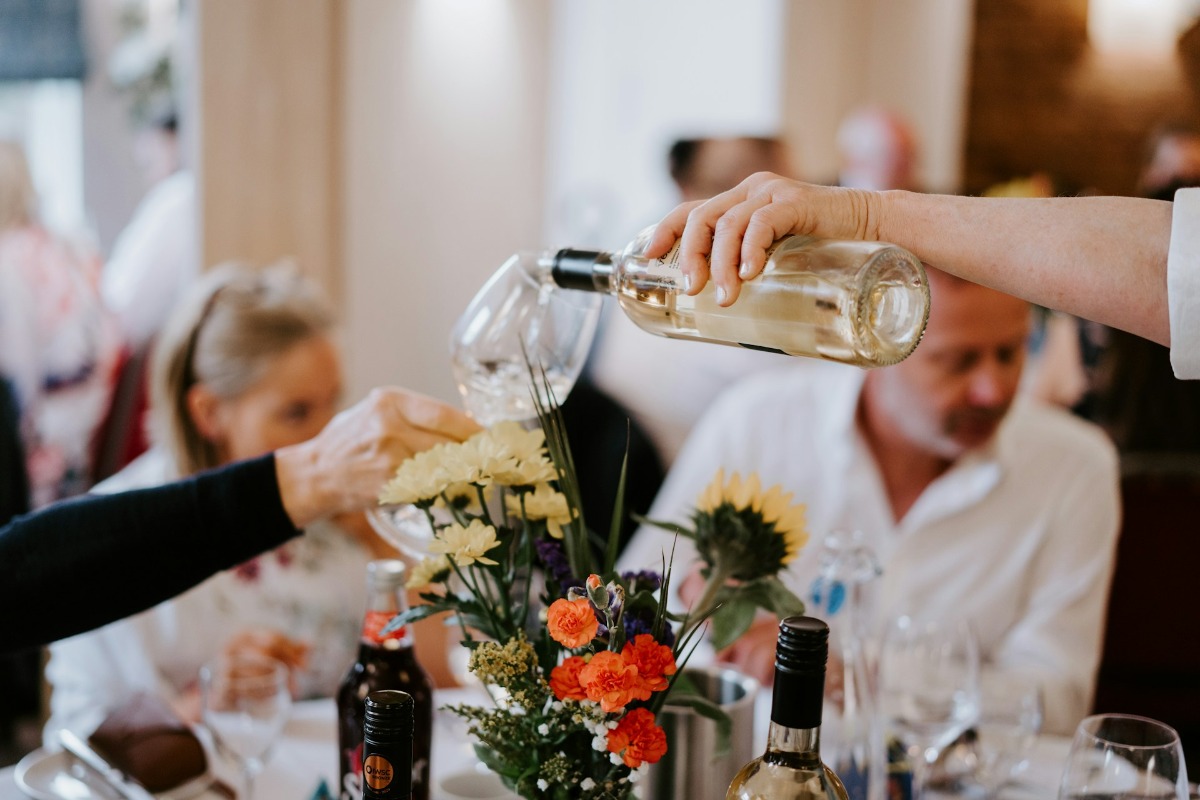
[0,141,122,507]
[44,262,431,737]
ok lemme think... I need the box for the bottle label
[361,611,408,645]
[364,755,394,791]
[641,239,684,282]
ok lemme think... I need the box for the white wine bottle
[549,229,929,368]
[726,616,851,800]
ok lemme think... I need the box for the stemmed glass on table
[199,653,292,800]
[1058,714,1189,800]
[972,675,1044,796]
[367,250,601,558]
[878,615,981,800]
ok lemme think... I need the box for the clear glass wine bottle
[726,616,851,800]
[549,229,929,367]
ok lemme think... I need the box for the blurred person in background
[0,140,123,508]
[835,105,920,192]
[44,262,450,741]
[100,109,197,353]
[1137,122,1200,198]
[586,135,797,468]
[621,268,1120,735]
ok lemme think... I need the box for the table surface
[0,688,1072,800]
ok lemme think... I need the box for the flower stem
[681,562,732,644]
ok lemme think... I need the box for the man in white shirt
[645,173,1200,379]
[620,268,1120,735]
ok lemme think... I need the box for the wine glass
[878,615,981,800]
[200,654,293,800]
[368,250,602,557]
[1058,714,1188,800]
[972,675,1044,796]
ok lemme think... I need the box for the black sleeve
[0,454,301,653]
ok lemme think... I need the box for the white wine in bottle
[725,616,851,800]
[549,229,929,368]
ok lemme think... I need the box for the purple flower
[623,609,675,648]
[534,537,580,595]
[621,570,662,593]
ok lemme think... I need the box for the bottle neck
[551,248,615,294]
[765,720,822,760]
[359,585,413,648]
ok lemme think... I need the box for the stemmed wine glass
[368,250,602,558]
[972,675,1044,796]
[878,615,981,800]
[1058,714,1189,800]
[200,654,293,800]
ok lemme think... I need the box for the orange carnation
[546,597,599,648]
[621,634,677,698]
[578,650,639,713]
[549,655,589,701]
[606,707,668,768]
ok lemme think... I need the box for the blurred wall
[963,0,1196,195]
[342,0,552,403]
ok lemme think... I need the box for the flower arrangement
[379,385,808,800]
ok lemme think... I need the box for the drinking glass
[973,675,1044,796]
[368,251,602,557]
[1058,714,1188,800]
[878,616,981,800]
[200,654,292,800]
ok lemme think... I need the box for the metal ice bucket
[642,666,759,800]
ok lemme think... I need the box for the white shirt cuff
[1168,188,1200,378]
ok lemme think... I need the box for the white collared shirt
[1169,188,1200,378]
[619,362,1120,735]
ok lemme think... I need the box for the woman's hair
[151,261,336,475]
[0,141,38,233]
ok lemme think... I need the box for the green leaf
[603,425,631,575]
[757,577,806,619]
[632,514,694,539]
[381,603,448,634]
[709,599,757,651]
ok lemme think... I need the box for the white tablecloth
[1,689,1072,800]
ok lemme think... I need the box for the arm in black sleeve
[0,454,301,653]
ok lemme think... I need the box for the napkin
[88,692,209,793]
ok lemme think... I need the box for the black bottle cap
[365,690,414,739]
[551,248,606,292]
[771,616,828,730]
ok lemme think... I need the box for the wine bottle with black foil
[362,690,413,800]
[338,561,433,800]
[726,616,851,800]
[550,230,929,368]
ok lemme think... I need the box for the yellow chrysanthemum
[492,455,558,487]
[428,519,502,566]
[406,554,452,589]
[487,421,547,463]
[434,482,491,512]
[379,445,456,505]
[506,483,576,539]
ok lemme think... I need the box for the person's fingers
[738,202,803,281]
[390,389,480,441]
[709,197,774,305]
[644,201,704,260]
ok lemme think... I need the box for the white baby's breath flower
[538,723,550,736]
[580,778,596,791]
[537,779,549,791]
[609,752,623,766]
[427,519,501,566]
[506,483,576,538]
[593,735,608,752]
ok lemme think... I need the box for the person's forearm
[877,192,1173,345]
[0,455,299,652]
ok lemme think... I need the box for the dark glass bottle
[337,561,434,800]
[362,690,413,800]
[726,616,851,800]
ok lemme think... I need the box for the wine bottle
[550,230,929,368]
[338,561,434,800]
[726,616,851,800]
[362,690,413,800]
